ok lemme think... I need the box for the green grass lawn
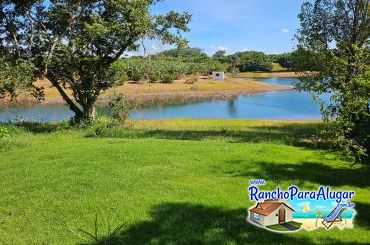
[0,119,369,244]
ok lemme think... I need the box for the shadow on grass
[79,203,357,245]
[91,122,324,146]
[8,121,68,133]
[353,202,370,229]
[224,161,369,188]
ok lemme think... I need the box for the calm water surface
[0,78,328,122]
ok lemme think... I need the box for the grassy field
[272,62,288,72]
[0,119,369,244]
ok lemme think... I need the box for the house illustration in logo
[249,199,295,227]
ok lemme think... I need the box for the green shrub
[0,125,30,152]
[161,74,176,83]
[149,72,161,83]
[115,74,128,85]
[131,69,144,81]
[73,214,127,244]
[108,93,133,124]
[0,126,9,139]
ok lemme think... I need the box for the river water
[0,77,328,122]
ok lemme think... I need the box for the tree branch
[45,5,79,74]
[46,73,83,116]
[26,12,35,57]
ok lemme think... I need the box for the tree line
[108,48,294,84]
[213,50,294,73]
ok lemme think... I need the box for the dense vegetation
[269,53,294,70]
[111,50,226,83]
[0,119,369,244]
[109,46,299,84]
[108,47,296,84]
[236,51,273,72]
[295,0,370,161]
[213,50,294,73]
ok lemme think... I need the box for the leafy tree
[0,0,191,122]
[270,53,294,70]
[236,51,273,72]
[213,50,226,58]
[158,47,206,59]
[213,50,228,63]
[296,0,370,161]
[0,58,37,100]
[108,93,133,124]
[228,55,240,76]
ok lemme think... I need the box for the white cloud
[212,45,230,52]
[281,28,290,34]
[241,48,250,52]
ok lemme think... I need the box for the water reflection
[227,99,237,117]
[0,78,327,122]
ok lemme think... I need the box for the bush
[161,74,176,83]
[0,126,9,139]
[258,62,273,72]
[0,125,30,152]
[131,69,144,81]
[149,72,161,83]
[108,93,133,124]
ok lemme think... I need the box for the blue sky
[149,0,307,55]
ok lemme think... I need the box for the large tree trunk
[47,72,101,123]
[80,103,96,122]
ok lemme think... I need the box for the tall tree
[158,47,206,58]
[296,0,370,161]
[236,51,273,72]
[212,50,226,58]
[0,0,191,121]
[228,55,240,76]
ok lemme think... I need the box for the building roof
[249,202,294,216]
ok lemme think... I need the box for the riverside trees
[296,0,370,160]
[0,0,191,121]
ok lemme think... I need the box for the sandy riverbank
[0,74,294,107]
